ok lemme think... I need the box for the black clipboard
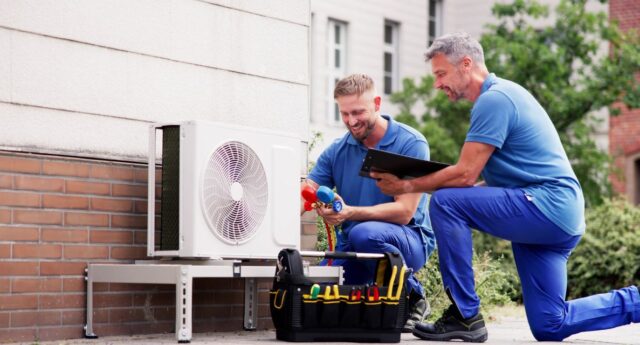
[359,148,450,179]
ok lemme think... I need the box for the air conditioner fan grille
[202,141,268,243]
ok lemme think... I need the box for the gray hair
[425,32,485,65]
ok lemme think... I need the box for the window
[327,19,347,124]
[383,20,399,95]
[428,0,443,46]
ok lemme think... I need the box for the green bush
[416,250,516,321]
[567,198,640,299]
[472,232,522,302]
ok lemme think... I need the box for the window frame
[327,19,348,125]
[383,20,400,96]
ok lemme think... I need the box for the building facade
[0,1,309,342]
[609,0,640,205]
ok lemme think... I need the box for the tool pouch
[269,248,407,343]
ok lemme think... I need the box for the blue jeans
[430,187,640,341]
[326,221,429,297]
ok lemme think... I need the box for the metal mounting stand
[84,260,341,343]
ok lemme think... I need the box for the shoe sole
[412,327,488,343]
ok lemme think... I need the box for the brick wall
[609,0,640,200]
[0,151,273,343]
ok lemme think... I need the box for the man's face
[336,91,379,142]
[431,53,470,101]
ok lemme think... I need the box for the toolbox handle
[299,250,385,260]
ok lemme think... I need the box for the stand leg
[176,266,192,343]
[244,278,258,330]
[84,267,98,339]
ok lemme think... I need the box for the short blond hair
[333,74,375,99]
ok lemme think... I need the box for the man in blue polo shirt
[374,32,639,342]
[302,73,436,332]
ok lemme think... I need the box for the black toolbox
[269,249,408,343]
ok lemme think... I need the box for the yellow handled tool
[324,285,332,300]
[333,284,340,300]
[387,265,398,299]
[394,266,407,300]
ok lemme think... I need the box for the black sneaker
[412,304,488,342]
[402,291,431,333]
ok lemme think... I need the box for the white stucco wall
[0,0,310,162]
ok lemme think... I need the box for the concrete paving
[12,307,640,345]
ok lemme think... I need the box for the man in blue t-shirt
[373,32,639,342]
[302,74,436,332]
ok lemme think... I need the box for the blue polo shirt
[308,115,435,255]
[467,74,585,235]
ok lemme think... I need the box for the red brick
[111,214,146,229]
[14,210,62,225]
[0,294,38,310]
[0,312,8,327]
[64,212,109,227]
[64,245,109,259]
[39,294,84,309]
[10,310,61,327]
[63,277,85,292]
[93,282,109,292]
[109,283,156,292]
[90,197,133,212]
[109,308,147,323]
[0,155,40,174]
[0,243,9,258]
[112,183,147,198]
[65,180,110,195]
[133,167,159,182]
[0,279,9,293]
[0,226,38,241]
[0,328,37,343]
[40,261,86,275]
[0,191,40,207]
[110,246,148,260]
[94,293,133,308]
[41,228,88,243]
[14,175,64,192]
[37,325,84,341]
[42,160,90,177]
[42,194,89,209]
[90,165,135,181]
[0,209,9,223]
[12,278,62,293]
[134,230,147,244]
[13,243,62,259]
[61,309,86,325]
[0,175,12,188]
[0,261,38,275]
[90,230,133,244]
[0,210,11,224]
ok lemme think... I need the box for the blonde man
[302,74,436,331]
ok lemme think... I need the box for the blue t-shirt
[308,115,436,255]
[467,74,585,235]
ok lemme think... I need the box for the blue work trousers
[430,187,639,341]
[328,221,428,297]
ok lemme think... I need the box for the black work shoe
[412,304,488,342]
[402,291,431,333]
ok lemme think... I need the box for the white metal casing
[147,120,300,259]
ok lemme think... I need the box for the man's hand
[371,172,412,196]
[316,193,351,226]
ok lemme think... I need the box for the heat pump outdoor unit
[147,121,301,259]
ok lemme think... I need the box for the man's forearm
[347,202,414,225]
[409,164,477,193]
